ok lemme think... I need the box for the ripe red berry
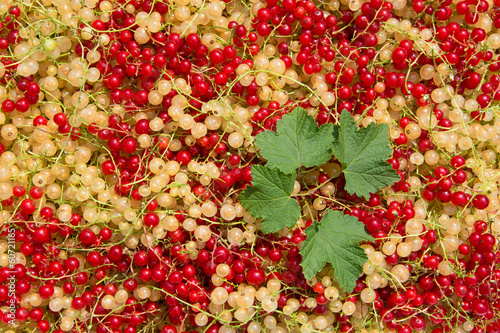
[472,195,489,210]
[53,113,67,126]
[20,199,36,215]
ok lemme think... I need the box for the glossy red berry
[472,195,489,210]
[20,199,36,215]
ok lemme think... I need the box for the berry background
[0,0,500,332]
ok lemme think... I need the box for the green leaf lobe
[300,210,374,292]
[256,107,335,174]
[238,165,300,234]
[332,110,399,199]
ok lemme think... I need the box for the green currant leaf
[300,210,374,292]
[255,107,336,174]
[238,165,300,234]
[332,110,399,199]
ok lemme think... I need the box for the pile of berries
[0,0,499,332]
